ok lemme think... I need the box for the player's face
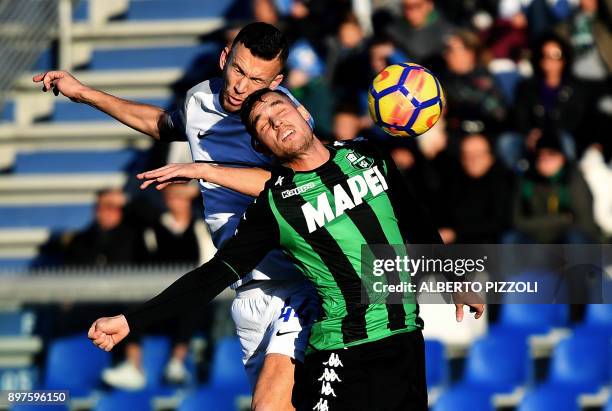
[249,93,314,161]
[219,43,284,113]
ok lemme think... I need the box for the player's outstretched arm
[33,70,167,140]
[137,163,271,196]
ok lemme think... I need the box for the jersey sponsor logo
[323,353,343,368]
[282,182,316,199]
[346,151,373,170]
[318,368,342,383]
[301,166,389,233]
[275,176,285,186]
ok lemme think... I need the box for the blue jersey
[166,78,306,287]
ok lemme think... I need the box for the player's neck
[285,138,330,172]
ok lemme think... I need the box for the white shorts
[230,279,319,388]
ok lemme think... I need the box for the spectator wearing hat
[505,130,599,243]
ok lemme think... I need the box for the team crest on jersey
[345,151,373,170]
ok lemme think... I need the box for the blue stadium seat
[425,339,446,388]
[605,395,612,411]
[0,205,92,230]
[44,334,111,396]
[1,100,14,123]
[584,304,612,327]
[125,0,250,20]
[142,336,171,389]
[10,405,68,411]
[31,48,54,72]
[49,98,170,122]
[546,334,609,394]
[93,390,153,411]
[208,337,249,394]
[0,311,36,335]
[518,387,579,411]
[14,150,143,173]
[0,258,34,272]
[87,43,218,70]
[432,387,493,411]
[178,387,236,411]
[460,334,529,393]
[490,304,569,338]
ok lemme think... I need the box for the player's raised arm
[32,70,177,141]
[87,187,280,351]
[137,162,272,197]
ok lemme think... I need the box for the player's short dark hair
[240,88,292,141]
[231,22,289,67]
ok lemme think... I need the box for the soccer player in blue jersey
[34,23,317,411]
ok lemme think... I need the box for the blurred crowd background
[0,0,611,409]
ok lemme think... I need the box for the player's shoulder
[185,78,222,105]
[330,137,383,157]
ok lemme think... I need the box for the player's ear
[219,46,230,71]
[269,74,284,90]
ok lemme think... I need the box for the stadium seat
[432,387,493,411]
[14,150,144,174]
[87,44,219,70]
[0,258,35,272]
[178,386,236,411]
[44,334,111,396]
[518,387,579,411]
[460,334,529,393]
[93,390,153,411]
[425,339,447,388]
[584,304,612,327]
[1,100,14,123]
[605,396,612,411]
[490,304,569,337]
[10,405,68,411]
[48,98,170,122]
[141,336,171,389]
[125,0,250,20]
[208,337,250,394]
[0,205,92,230]
[0,310,36,335]
[0,367,39,390]
[546,334,610,394]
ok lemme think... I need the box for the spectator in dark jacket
[507,131,599,243]
[441,30,508,139]
[64,188,145,266]
[438,134,513,244]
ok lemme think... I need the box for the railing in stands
[0,0,61,115]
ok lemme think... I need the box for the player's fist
[32,70,85,101]
[88,314,130,352]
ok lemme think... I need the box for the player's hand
[32,70,86,101]
[87,314,130,352]
[454,303,485,322]
[137,163,211,190]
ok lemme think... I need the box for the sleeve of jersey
[384,156,443,245]
[124,192,279,332]
[158,92,189,143]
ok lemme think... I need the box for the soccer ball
[368,63,445,138]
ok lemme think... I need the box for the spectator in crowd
[63,188,145,266]
[507,130,599,243]
[102,183,213,390]
[333,102,364,141]
[499,32,595,169]
[440,30,508,139]
[499,0,577,40]
[438,134,512,244]
[557,0,612,80]
[141,184,210,264]
[383,0,455,65]
[484,4,530,61]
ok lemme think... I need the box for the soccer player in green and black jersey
[88,88,484,411]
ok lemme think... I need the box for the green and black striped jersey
[215,139,442,352]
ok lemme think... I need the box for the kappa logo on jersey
[275,176,285,186]
[320,381,337,397]
[301,166,389,233]
[323,353,343,368]
[318,368,342,383]
[313,398,329,411]
[282,182,315,199]
[346,151,373,170]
